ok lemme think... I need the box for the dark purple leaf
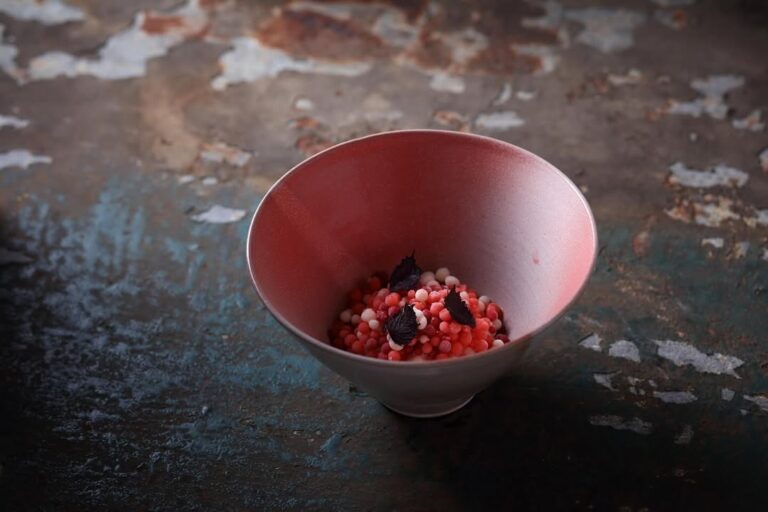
[445,287,476,327]
[388,251,421,292]
[385,305,417,346]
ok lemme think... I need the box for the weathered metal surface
[0,0,766,510]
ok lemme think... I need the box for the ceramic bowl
[247,130,597,417]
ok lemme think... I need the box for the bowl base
[381,395,474,418]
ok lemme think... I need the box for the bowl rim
[246,129,599,368]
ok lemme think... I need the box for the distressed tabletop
[1,0,767,510]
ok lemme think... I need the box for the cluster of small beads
[328,268,509,362]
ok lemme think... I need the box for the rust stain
[142,14,186,35]
[433,110,469,132]
[470,44,543,75]
[399,28,454,71]
[290,116,322,130]
[307,0,428,22]
[295,134,333,156]
[258,9,389,61]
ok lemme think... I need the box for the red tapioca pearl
[463,347,475,356]
[496,334,510,343]
[423,325,437,336]
[414,288,429,302]
[472,339,489,352]
[360,308,376,322]
[381,343,391,354]
[413,302,426,310]
[407,290,416,299]
[486,304,501,321]
[378,353,388,360]
[429,317,440,328]
[339,328,351,338]
[356,331,368,341]
[439,289,448,298]
[451,341,464,356]
[385,292,400,307]
[344,334,357,347]
[459,331,472,346]
[357,322,370,334]
[438,339,452,353]
[387,306,399,317]
[365,338,378,351]
[388,351,401,361]
[372,297,383,309]
[439,321,450,333]
[351,339,365,354]
[448,322,462,334]
[430,336,441,346]
[375,310,387,322]
[421,343,433,354]
[429,302,444,315]
[435,353,448,360]
[449,331,459,342]
[428,291,441,303]
[438,309,452,322]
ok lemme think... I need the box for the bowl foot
[381,395,474,418]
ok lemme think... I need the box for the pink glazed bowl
[247,130,597,417]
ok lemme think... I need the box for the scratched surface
[1,0,767,510]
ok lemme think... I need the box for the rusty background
[1,0,767,510]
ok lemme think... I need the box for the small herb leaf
[385,305,418,345]
[389,251,422,292]
[445,287,476,327]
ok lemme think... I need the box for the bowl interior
[248,131,596,348]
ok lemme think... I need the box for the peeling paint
[732,241,750,259]
[743,395,768,413]
[199,142,252,167]
[0,0,84,25]
[663,75,744,120]
[0,24,21,80]
[428,72,465,94]
[701,237,724,249]
[578,333,602,352]
[654,339,744,378]
[516,90,537,101]
[653,391,697,404]
[26,1,209,82]
[594,373,617,391]
[589,415,652,435]
[0,113,29,129]
[564,8,646,53]
[475,111,525,130]
[732,109,764,132]
[608,68,642,86]
[608,340,641,363]
[0,149,52,170]
[493,83,512,105]
[294,97,315,111]
[674,425,694,445]
[212,37,371,90]
[721,388,735,401]
[665,196,740,228]
[667,161,748,188]
[760,147,768,173]
[191,205,246,224]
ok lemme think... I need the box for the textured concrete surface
[1,0,767,510]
